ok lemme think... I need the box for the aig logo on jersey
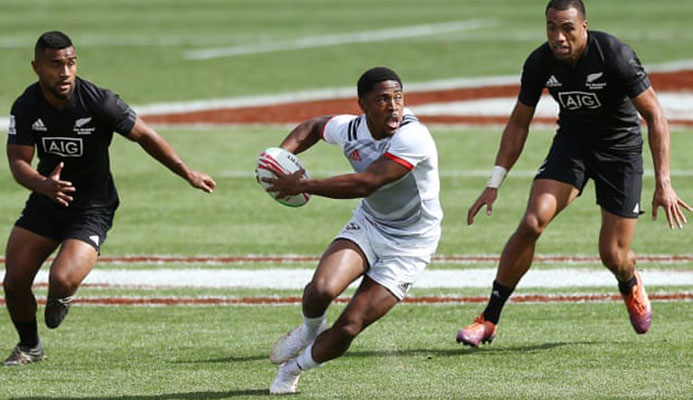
[558,91,602,110]
[42,137,83,157]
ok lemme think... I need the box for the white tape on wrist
[486,166,508,189]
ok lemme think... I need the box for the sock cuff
[296,344,320,371]
[303,313,326,326]
[492,280,515,299]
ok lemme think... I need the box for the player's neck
[38,84,72,111]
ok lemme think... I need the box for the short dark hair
[545,0,586,19]
[35,31,73,59]
[357,67,402,98]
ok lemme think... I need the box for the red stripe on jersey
[321,116,337,140]
[384,152,413,170]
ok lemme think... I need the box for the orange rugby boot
[622,270,652,334]
[456,313,497,347]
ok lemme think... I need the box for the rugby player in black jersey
[3,31,216,365]
[458,0,691,347]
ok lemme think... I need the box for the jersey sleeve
[94,89,137,136]
[385,119,434,170]
[321,114,357,146]
[7,101,34,146]
[518,47,549,107]
[609,42,651,98]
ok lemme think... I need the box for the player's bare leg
[271,276,398,394]
[312,276,398,362]
[270,239,367,364]
[496,180,579,286]
[3,227,58,365]
[45,239,98,329]
[458,179,579,346]
[599,209,651,333]
[303,239,368,317]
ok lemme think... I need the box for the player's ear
[357,97,366,113]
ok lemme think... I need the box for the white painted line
[222,169,693,178]
[184,19,495,60]
[8,268,692,289]
[412,92,693,121]
[1,65,691,130]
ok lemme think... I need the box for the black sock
[482,281,515,324]
[618,275,638,295]
[12,318,39,347]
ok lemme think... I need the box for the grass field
[1,0,692,399]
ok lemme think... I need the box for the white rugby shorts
[334,208,440,300]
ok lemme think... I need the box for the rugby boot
[45,295,74,329]
[269,359,303,395]
[456,313,497,347]
[622,270,652,334]
[3,341,45,366]
[269,319,326,364]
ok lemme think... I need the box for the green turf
[1,1,692,398]
[1,302,691,399]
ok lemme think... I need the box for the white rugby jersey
[321,110,442,236]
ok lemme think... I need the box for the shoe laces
[626,285,648,313]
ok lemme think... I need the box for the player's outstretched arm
[126,116,216,193]
[632,87,692,229]
[467,101,535,225]
[279,116,331,155]
[263,156,409,200]
[7,144,75,206]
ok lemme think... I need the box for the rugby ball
[255,147,311,207]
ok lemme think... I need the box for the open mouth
[386,115,400,130]
[553,45,570,56]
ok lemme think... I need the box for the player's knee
[3,274,32,297]
[304,279,340,303]
[48,272,79,295]
[599,246,633,270]
[518,213,548,239]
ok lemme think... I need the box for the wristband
[486,165,508,189]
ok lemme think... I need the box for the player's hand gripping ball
[256,147,311,207]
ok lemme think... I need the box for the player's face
[359,80,404,139]
[32,46,78,102]
[546,6,588,64]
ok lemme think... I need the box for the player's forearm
[494,123,529,171]
[9,159,48,192]
[280,117,327,154]
[646,117,673,189]
[137,133,192,182]
[300,174,378,199]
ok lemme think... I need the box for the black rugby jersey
[519,30,650,152]
[7,77,136,209]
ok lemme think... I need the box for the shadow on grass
[344,341,602,359]
[10,389,268,400]
[172,341,601,365]
[172,354,267,364]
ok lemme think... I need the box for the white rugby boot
[269,359,302,395]
[269,319,326,364]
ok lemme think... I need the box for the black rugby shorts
[15,194,117,251]
[535,133,643,218]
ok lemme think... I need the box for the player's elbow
[354,178,382,197]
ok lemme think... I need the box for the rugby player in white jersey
[260,67,442,394]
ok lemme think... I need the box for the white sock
[295,344,320,371]
[302,313,326,337]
